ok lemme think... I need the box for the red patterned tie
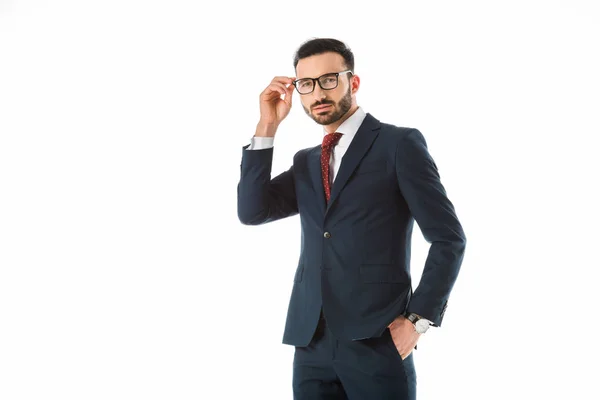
[321,132,343,202]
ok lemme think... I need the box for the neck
[324,104,359,134]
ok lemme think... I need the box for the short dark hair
[293,38,355,73]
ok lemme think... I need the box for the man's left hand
[387,315,420,360]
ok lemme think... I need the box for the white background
[1,1,599,399]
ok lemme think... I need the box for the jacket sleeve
[237,145,298,225]
[395,129,467,327]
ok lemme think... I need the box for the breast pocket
[354,160,387,175]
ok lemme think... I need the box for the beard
[303,85,352,126]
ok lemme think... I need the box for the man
[237,38,466,399]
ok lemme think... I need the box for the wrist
[405,312,431,334]
[255,121,278,137]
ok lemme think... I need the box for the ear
[351,74,360,94]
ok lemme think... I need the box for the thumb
[284,84,294,107]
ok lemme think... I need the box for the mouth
[313,104,332,111]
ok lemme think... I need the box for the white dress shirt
[247,107,367,186]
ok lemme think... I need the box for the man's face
[295,52,355,126]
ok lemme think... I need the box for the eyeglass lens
[296,74,338,94]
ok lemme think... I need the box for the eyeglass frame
[292,70,353,95]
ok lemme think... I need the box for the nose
[311,85,327,101]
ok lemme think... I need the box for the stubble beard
[304,86,352,126]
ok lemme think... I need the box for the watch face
[415,320,429,333]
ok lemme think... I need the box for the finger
[261,83,286,99]
[285,83,296,101]
[397,346,405,360]
[272,76,295,85]
[264,77,295,98]
[284,84,293,106]
[271,82,288,95]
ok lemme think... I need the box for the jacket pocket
[359,264,405,283]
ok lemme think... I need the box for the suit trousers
[292,312,417,400]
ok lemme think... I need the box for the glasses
[292,70,353,95]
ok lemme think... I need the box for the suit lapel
[309,146,327,215]
[327,113,380,213]
[307,113,381,216]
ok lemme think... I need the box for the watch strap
[405,312,421,324]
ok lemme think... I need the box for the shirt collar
[322,106,367,148]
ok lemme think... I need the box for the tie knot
[322,132,343,149]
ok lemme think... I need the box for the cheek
[332,88,346,101]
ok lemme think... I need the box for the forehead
[296,52,346,79]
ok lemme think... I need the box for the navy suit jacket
[237,113,466,347]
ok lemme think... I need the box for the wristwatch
[405,312,431,334]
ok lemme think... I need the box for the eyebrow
[297,72,337,79]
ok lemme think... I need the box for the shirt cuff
[247,136,274,150]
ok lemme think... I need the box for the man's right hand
[256,76,295,137]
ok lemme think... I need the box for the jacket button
[323,232,331,238]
